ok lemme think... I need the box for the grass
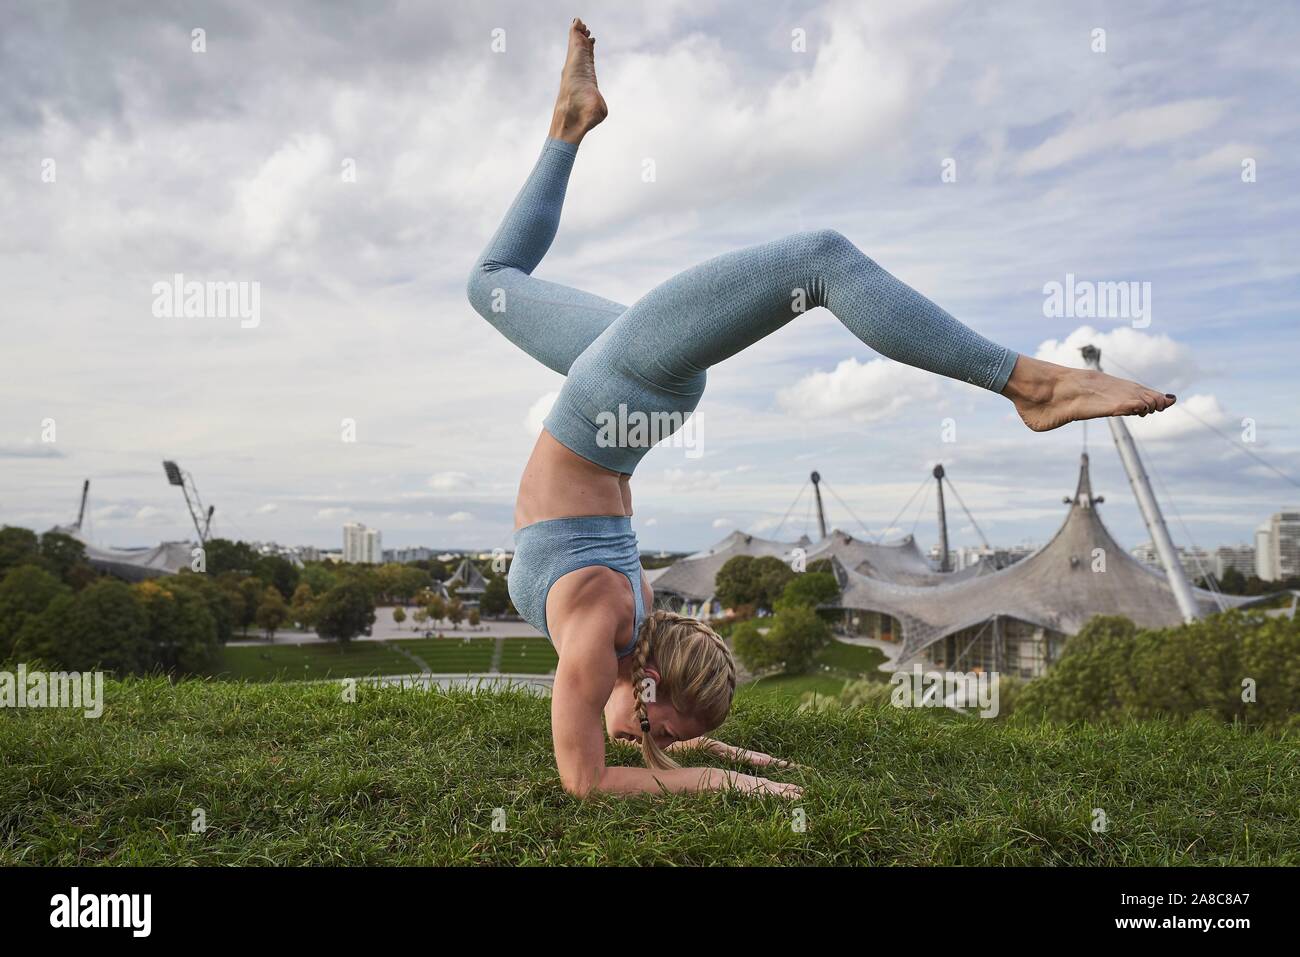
[495,638,558,674]
[397,637,497,673]
[1,676,1296,865]
[214,642,411,682]
[215,637,556,681]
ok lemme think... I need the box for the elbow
[559,765,604,800]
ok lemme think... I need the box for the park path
[489,638,504,672]
[385,641,432,675]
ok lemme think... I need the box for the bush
[732,605,830,675]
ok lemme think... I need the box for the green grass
[495,637,559,674]
[812,639,889,678]
[1,677,1295,865]
[214,642,411,682]
[397,637,496,673]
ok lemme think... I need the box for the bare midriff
[514,430,632,530]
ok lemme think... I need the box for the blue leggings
[468,138,1018,475]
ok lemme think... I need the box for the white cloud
[1016,99,1230,175]
[1127,393,1232,443]
[712,518,733,528]
[429,471,473,491]
[256,503,279,514]
[315,507,352,520]
[525,392,559,435]
[662,468,724,493]
[776,357,939,422]
[447,511,474,523]
[1032,325,1200,392]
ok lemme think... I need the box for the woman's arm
[668,736,805,770]
[550,612,800,798]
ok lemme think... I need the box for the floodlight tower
[933,464,951,572]
[810,471,829,540]
[163,460,214,543]
[1080,345,1199,623]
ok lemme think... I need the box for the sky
[1,0,1297,558]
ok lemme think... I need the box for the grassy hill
[2,676,1295,865]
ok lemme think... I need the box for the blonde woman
[466,20,1174,799]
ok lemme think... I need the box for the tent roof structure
[50,525,193,581]
[830,454,1264,664]
[445,557,487,595]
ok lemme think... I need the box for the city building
[1260,511,1300,582]
[1130,541,1213,581]
[387,546,435,564]
[342,522,383,564]
[1213,545,1255,580]
[1255,522,1275,581]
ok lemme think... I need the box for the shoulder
[547,566,636,653]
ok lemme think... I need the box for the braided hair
[630,610,737,770]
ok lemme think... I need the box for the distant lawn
[813,639,889,677]
[2,677,1295,865]
[398,637,496,673]
[737,674,850,702]
[215,642,411,682]
[496,637,558,674]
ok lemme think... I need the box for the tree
[14,578,150,674]
[168,570,240,644]
[427,594,447,625]
[254,555,300,600]
[314,582,376,645]
[446,597,465,630]
[480,574,512,617]
[774,571,840,613]
[38,531,92,586]
[0,526,40,578]
[133,580,220,675]
[255,586,289,641]
[236,577,263,635]
[289,583,316,628]
[0,565,70,658]
[300,563,337,596]
[203,538,260,576]
[715,555,796,614]
[468,608,480,628]
[732,605,830,675]
[393,606,407,628]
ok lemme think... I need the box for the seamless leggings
[467,138,1018,475]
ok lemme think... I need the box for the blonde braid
[630,610,737,771]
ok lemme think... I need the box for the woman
[467,19,1175,799]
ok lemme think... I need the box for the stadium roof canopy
[830,454,1268,664]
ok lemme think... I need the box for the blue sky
[1,0,1297,557]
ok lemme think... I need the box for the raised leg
[466,19,621,375]
[546,228,1173,473]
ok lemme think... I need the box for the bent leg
[545,229,1017,473]
[466,138,626,375]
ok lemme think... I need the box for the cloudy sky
[2,0,1297,558]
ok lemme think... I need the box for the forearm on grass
[588,764,756,797]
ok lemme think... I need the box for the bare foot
[1002,355,1176,432]
[549,18,607,144]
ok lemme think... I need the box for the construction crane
[162,460,214,544]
